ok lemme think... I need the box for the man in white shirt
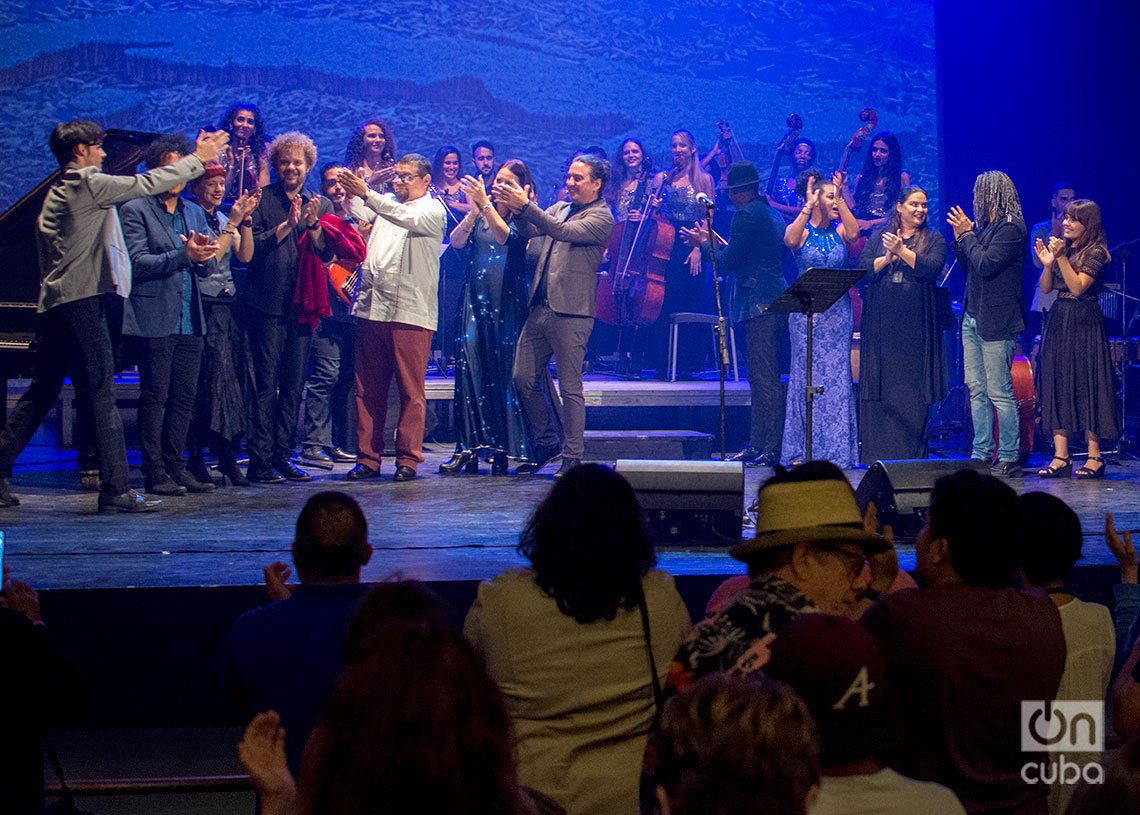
[338,155,445,482]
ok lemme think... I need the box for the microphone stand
[430,183,465,377]
[703,199,729,461]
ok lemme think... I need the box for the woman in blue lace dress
[439,160,557,475]
[781,171,860,467]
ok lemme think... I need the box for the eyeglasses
[816,545,867,579]
[394,173,423,183]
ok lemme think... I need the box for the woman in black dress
[1034,199,1117,478]
[858,185,948,463]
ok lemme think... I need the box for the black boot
[439,449,477,474]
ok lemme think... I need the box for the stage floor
[3,443,1138,591]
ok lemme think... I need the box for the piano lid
[0,129,161,305]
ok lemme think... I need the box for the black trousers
[304,318,357,451]
[0,296,129,495]
[134,334,203,480]
[247,309,311,467]
[745,315,786,456]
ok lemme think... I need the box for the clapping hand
[881,230,903,260]
[301,197,322,229]
[338,168,368,200]
[1106,513,1138,584]
[831,171,845,195]
[193,129,229,165]
[946,206,974,240]
[1047,235,1065,257]
[181,231,219,263]
[238,711,296,815]
[230,189,260,223]
[285,196,302,229]
[1034,237,1055,267]
[680,222,709,248]
[263,561,293,602]
[366,165,397,189]
[492,177,529,212]
[460,174,489,210]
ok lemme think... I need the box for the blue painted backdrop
[0,0,939,214]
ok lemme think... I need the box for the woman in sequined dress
[647,130,715,378]
[438,160,558,475]
[846,131,910,236]
[607,138,654,222]
[781,170,860,467]
[217,102,270,200]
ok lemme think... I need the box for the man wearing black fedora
[665,467,894,691]
[683,161,788,466]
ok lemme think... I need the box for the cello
[596,175,672,326]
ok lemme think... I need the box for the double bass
[837,108,879,176]
[596,175,672,326]
[764,113,804,199]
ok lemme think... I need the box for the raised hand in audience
[0,569,42,625]
[263,561,293,602]
[194,129,230,165]
[1107,513,1138,584]
[239,710,296,815]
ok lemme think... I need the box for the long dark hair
[298,620,524,815]
[854,131,903,216]
[518,463,656,623]
[344,118,396,169]
[606,137,654,210]
[217,102,268,150]
[884,185,932,256]
[1063,199,1112,273]
[431,145,462,186]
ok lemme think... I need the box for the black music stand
[765,267,865,460]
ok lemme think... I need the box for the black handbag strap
[638,587,664,727]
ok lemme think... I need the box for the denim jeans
[961,313,1018,461]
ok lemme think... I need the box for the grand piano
[0,129,158,418]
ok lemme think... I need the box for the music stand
[765,267,865,460]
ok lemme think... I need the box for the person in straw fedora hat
[665,462,893,694]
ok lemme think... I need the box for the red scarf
[295,214,367,329]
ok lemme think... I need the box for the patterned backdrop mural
[0,0,938,213]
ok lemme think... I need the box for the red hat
[764,614,902,766]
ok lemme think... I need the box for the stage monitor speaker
[854,459,990,542]
[616,459,744,547]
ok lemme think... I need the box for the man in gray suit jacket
[497,155,614,478]
[120,135,219,496]
[0,121,226,512]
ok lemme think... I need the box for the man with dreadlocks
[947,171,1027,477]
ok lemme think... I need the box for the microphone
[696,192,715,208]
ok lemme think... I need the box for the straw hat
[729,480,889,561]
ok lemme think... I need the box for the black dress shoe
[170,468,216,493]
[346,464,380,480]
[301,446,335,470]
[989,460,1023,478]
[145,475,188,496]
[393,465,417,482]
[248,464,286,484]
[0,477,20,508]
[330,447,357,463]
[553,458,581,480]
[98,489,161,513]
[516,447,561,475]
[187,458,219,486]
[728,446,762,464]
[272,459,311,482]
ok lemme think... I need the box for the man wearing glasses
[338,155,446,482]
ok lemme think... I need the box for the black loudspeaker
[854,459,990,542]
[616,459,744,547]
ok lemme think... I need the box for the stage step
[584,429,713,461]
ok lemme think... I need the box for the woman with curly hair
[344,117,397,193]
[1034,199,1119,478]
[465,463,691,815]
[217,101,270,199]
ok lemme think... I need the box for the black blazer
[119,195,213,338]
[954,215,1026,341]
[707,196,787,323]
[247,182,333,318]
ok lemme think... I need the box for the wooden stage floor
[3,442,1139,592]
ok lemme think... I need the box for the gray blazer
[520,198,614,318]
[119,195,213,338]
[35,154,206,313]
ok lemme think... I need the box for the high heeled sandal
[491,452,508,476]
[1037,456,1072,479]
[1074,456,1106,479]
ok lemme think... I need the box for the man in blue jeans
[948,171,1026,477]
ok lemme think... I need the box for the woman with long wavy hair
[1034,199,1118,478]
[607,137,654,222]
[344,117,397,193]
[847,130,909,235]
[217,101,271,199]
[465,464,691,815]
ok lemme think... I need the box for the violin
[764,113,804,198]
[596,175,672,327]
[837,108,879,176]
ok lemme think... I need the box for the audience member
[651,673,820,815]
[667,463,891,693]
[1105,512,1139,669]
[861,468,1066,814]
[765,613,966,815]
[1062,735,1140,815]
[464,463,690,815]
[1115,637,1140,739]
[223,491,371,774]
[240,617,538,815]
[0,570,88,814]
